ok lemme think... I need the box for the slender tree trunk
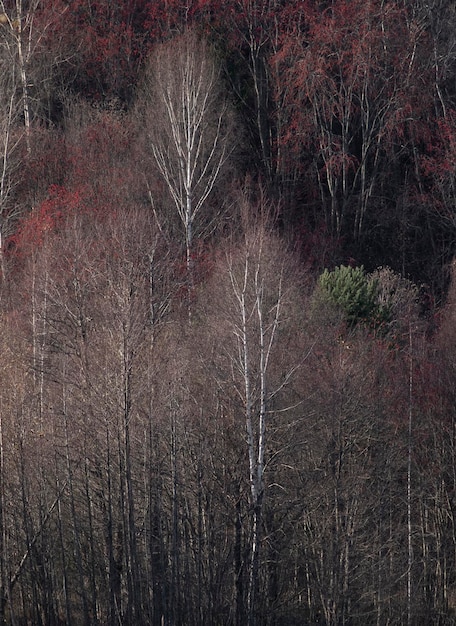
[235,491,245,626]
[0,409,6,626]
[407,322,413,626]
[104,420,121,626]
[84,452,99,624]
[237,281,260,625]
[56,475,71,626]
[15,0,31,152]
[170,406,181,626]
[63,394,91,626]
[121,325,141,624]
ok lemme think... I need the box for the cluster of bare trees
[1,9,456,625]
[2,196,456,625]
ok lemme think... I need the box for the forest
[1,0,456,624]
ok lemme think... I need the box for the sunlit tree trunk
[142,28,234,301]
[14,0,30,149]
[221,215,302,625]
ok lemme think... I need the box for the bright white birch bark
[144,29,232,289]
[227,226,287,625]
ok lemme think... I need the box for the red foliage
[38,0,155,100]
[274,0,431,153]
[419,110,456,221]
[11,185,81,255]
[271,0,434,234]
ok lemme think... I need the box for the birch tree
[0,5,25,275]
[0,0,70,275]
[142,28,235,289]
[230,228,276,625]
[200,207,308,624]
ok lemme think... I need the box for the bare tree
[0,10,25,275]
[141,28,235,290]
[0,0,71,131]
[199,202,309,624]
[0,0,72,276]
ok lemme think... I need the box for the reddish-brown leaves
[12,185,81,254]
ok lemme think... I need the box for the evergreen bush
[318,265,388,327]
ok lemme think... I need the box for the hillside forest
[3,0,456,624]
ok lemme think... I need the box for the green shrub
[318,265,388,327]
